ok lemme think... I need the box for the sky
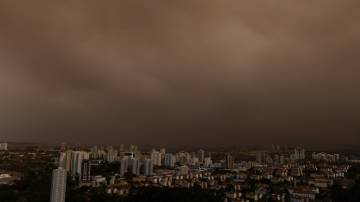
[0,1,359,146]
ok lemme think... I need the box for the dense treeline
[331,179,360,202]
[330,164,360,202]
[0,151,55,202]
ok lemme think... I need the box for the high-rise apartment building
[143,159,153,176]
[59,150,90,177]
[120,156,129,176]
[50,167,67,202]
[80,160,91,182]
[198,149,205,162]
[151,150,162,166]
[164,153,176,168]
[204,157,212,168]
[131,158,141,175]
[0,143,8,151]
[225,153,234,169]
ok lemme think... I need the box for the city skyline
[1,140,359,201]
[1,1,360,146]
[1,1,360,201]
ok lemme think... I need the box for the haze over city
[1,0,360,146]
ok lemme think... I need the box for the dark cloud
[0,0,359,145]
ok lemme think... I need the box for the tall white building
[176,152,191,165]
[164,153,176,167]
[190,156,199,166]
[59,152,66,168]
[131,158,141,175]
[50,167,67,202]
[0,143,8,151]
[59,151,89,177]
[204,157,212,168]
[300,148,306,160]
[198,149,205,162]
[71,151,90,177]
[106,149,118,162]
[294,147,306,160]
[225,153,234,169]
[143,159,153,176]
[120,156,129,176]
[58,150,72,171]
[151,150,162,166]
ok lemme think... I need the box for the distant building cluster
[312,152,341,162]
[0,143,8,151]
[48,143,356,202]
[256,145,306,165]
[59,150,90,177]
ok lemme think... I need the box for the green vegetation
[0,151,56,202]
